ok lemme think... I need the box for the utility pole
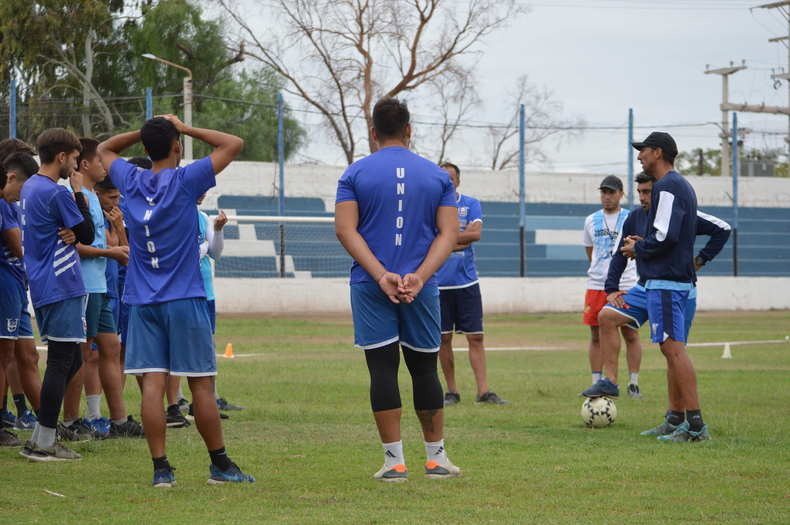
[704,62,746,178]
[760,1,790,160]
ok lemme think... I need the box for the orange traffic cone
[224,343,234,358]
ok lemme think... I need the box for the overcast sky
[224,0,790,174]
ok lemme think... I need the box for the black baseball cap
[599,175,623,191]
[630,132,678,157]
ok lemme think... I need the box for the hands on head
[377,271,425,304]
[154,114,189,134]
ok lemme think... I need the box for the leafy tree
[1,0,304,161]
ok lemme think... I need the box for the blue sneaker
[582,378,620,399]
[658,420,712,443]
[14,410,37,431]
[640,418,681,437]
[153,468,176,488]
[207,461,255,485]
[85,417,111,437]
[2,408,17,429]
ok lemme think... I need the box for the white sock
[86,395,102,421]
[38,425,57,449]
[592,372,602,385]
[31,422,41,443]
[629,372,639,385]
[112,417,127,426]
[425,439,447,465]
[382,440,404,469]
[177,383,186,402]
[62,418,77,427]
[213,382,219,400]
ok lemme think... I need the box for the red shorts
[583,289,608,326]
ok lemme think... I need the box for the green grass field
[2,310,789,524]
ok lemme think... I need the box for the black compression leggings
[37,341,83,428]
[365,342,444,413]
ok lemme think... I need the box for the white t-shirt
[582,209,637,291]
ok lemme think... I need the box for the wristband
[376,271,387,284]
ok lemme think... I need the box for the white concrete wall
[203,161,790,210]
[214,276,790,314]
[206,162,790,314]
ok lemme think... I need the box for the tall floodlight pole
[142,54,193,160]
[278,94,286,278]
[628,108,634,210]
[704,63,746,178]
[519,103,526,278]
[146,87,152,120]
[10,79,17,139]
[732,113,739,277]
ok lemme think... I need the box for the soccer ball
[581,397,617,428]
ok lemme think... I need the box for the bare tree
[430,70,481,164]
[487,75,586,170]
[215,0,526,164]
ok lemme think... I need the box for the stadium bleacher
[206,196,790,278]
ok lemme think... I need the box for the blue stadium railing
[205,198,790,278]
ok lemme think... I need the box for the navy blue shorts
[439,283,484,334]
[125,298,216,376]
[207,299,216,335]
[647,289,689,344]
[85,293,116,337]
[109,297,120,331]
[350,282,441,352]
[119,299,130,344]
[0,277,34,340]
[34,296,87,344]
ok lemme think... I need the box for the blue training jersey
[20,175,86,308]
[436,193,481,289]
[335,146,457,286]
[607,207,731,295]
[73,188,107,293]
[109,157,215,306]
[117,196,128,291]
[0,200,25,288]
[104,216,119,300]
[634,171,698,289]
[198,210,215,301]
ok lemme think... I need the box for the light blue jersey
[583,208,636,290]
[75,188,107,293]
[436,193,481,289]
[198,210,215,301]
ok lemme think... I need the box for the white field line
[37,336,789,356]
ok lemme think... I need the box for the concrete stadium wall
[204,161,790,210]
[214,276,790,315]
[206,162,790,314]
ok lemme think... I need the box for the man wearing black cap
[580,175,641,399]
[621,132,710,442]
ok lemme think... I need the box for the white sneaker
[373,464,408,483]
[424,458,462,479]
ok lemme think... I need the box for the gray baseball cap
[599,175,623,191]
